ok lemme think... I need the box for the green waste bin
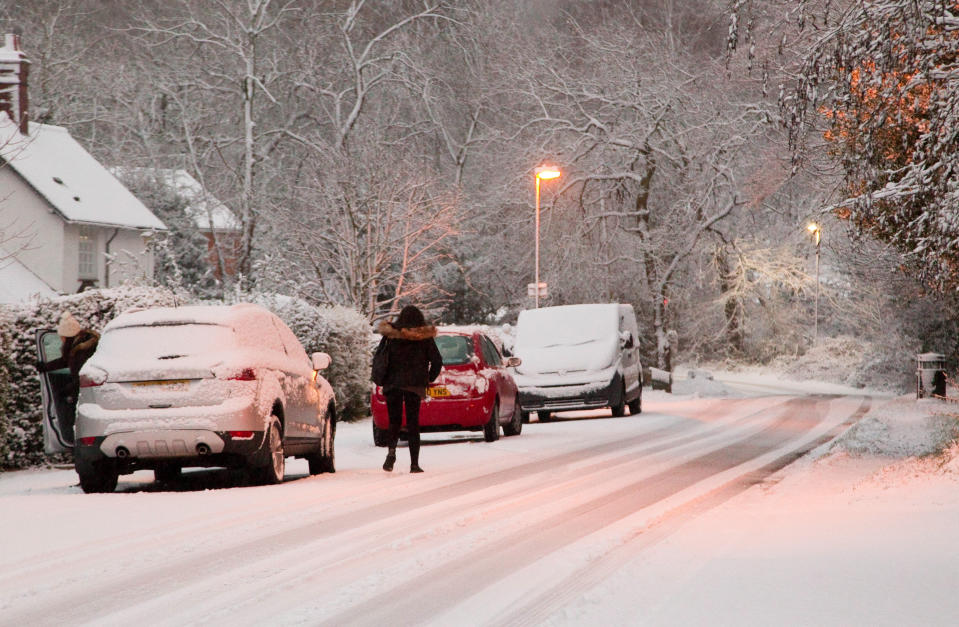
[916,352,946,398]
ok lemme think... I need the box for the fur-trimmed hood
[377,321,437,341]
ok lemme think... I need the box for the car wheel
[372,421,390,447]
[309,413,336,475]
[76,457,118,494]
[250,416,284,485]
[537,410,552,423]
[503,402,523,436]
[611,381,626,417]
[628,385,642,415]
[521,411,530,424]
[154,464,182,483]
[484,402,501,442]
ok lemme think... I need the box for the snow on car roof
[106,303,270,331]
[436,326,475,336]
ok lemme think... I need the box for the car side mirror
[311,352,331,371]
[505,356,522,368]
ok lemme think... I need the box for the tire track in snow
[487,395,872,626]
[0,397,792,625]
[316,396,831,627]
[111,398,798,624]
[0,413,703,625]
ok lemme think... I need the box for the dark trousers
[385,389,422,465]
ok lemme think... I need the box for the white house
[0,33,165,304]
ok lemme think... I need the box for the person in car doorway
[376,305,442,473]
[36,311,100,408]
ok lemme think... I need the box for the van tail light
[229,430,254,440]
[78,436,97,446]
[78,373,104,388]
[228,368,256,381]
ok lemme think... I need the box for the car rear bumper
[77,397,264,437]
[74,429,269,472]
[74,399,269,471]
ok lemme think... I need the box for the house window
[78,226,97,280]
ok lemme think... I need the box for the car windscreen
[96,323,235,359]
[435,335,473,365]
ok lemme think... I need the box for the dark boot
[383,449,396,472]
[410,464,424,473]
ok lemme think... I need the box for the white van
[511,303,643,421]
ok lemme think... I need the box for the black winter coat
[377,321,442,389]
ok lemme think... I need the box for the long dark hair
[393,305,427,329]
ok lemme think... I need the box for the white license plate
[131,379,190,392]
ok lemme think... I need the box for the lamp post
[807,222,821,343]
[534,165,561,308]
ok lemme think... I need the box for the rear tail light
[78,436,97,446]
[78,373,104,388]
[229,430,254,440]
[227,368,256,381]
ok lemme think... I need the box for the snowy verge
[831,396,959,459]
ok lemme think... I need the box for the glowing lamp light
[536,166,561,180]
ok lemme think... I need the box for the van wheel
[309,414,336,474]
[484,403,501,442]
[628,386,642,415]
[76,458,118,494]
[503,402,523,436]
[250,416,284,485]
[373,421,390,447]
[611,382,626,417]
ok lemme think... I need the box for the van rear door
[35,329,75,453]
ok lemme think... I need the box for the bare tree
[260,154,463,319]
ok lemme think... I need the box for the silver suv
[37,303,337,493]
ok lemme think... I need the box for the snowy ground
[2,369,959,626]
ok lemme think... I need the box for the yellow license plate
[132,379,190,392]
[427,386,450,398]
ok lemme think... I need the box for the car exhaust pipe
[115,446,130,459]
[196,443,211,456]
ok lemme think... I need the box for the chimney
[0,33,30,135]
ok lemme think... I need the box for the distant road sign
[527,282,548,298]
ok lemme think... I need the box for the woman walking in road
[375,305,442,473]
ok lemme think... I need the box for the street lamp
[807,222,821,343]
[533,165,561,308]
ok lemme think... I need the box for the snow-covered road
[0,388,876,626]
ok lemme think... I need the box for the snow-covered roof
[113,167,239,232]
[0,113,166,231]
[0,251,56,304]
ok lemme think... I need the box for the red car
[372,328,524,444]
